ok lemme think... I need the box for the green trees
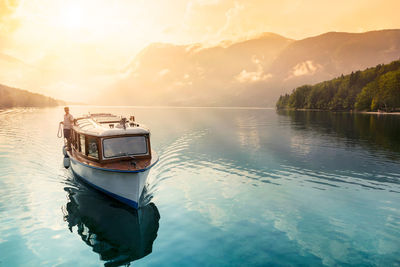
[277,59,400,111]
[371,70,400,111]
[276,94,290,109]
[288,85,312,109]
[355,81,376,110]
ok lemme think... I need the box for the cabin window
[80,135,86,155]
[87,136,99,159]
[103,136,148,158]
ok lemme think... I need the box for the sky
[0,0,399,102]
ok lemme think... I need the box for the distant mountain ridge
[103,29,400,107]
[0,83,65,108]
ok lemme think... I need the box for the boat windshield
[103,136,148,158]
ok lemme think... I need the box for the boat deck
[73,114,149,137]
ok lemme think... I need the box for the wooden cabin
[70,113,153,171]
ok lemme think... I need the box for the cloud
[216,1,245,38]
[158,68,170,77]
[291,60,321,77]
[182,0,246,45]
[190,0,221,6]
[0,0,20,18]
[0,0,21,49]
[235,56,272,83]
[236,69,272,83]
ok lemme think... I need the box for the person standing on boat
[61,107,74,151]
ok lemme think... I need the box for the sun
[59,4,83,30]
[56,4,85,31]
[50,2,107,34]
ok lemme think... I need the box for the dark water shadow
[62,180,160,267]
[277,110,400,159]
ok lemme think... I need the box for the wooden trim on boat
[147,135,152,158]
[97,137,103,161]
[70,148,154,172]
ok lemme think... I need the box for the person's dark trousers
[63,129,72,150]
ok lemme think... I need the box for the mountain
[0,83,65,108]
[269,30,400,87]
[102,29,400,107]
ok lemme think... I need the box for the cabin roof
[73,113,150,137]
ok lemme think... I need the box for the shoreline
[277,108,400,115]
[362,111,400,115]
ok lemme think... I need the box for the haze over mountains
[0,83,64,108]
[103,29,400,107]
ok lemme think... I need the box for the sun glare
[59,5,83,30]
[49,2,110,35]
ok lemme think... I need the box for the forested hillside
[276,59,400,111]
[0,84,64,108]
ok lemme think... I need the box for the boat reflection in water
[62,182,160,266]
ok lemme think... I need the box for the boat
[63,113,158,209]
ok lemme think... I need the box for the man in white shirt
[61,107,74,150]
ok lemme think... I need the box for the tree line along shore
[0,84,64,108]
[276,59,400,112]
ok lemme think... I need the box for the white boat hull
[69,155,149,209]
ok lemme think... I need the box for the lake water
[0,107,399,266]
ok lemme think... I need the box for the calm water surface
[0,107,399,266]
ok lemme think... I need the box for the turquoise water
[0,107,399,266]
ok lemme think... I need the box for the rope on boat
[57,122,63,138]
